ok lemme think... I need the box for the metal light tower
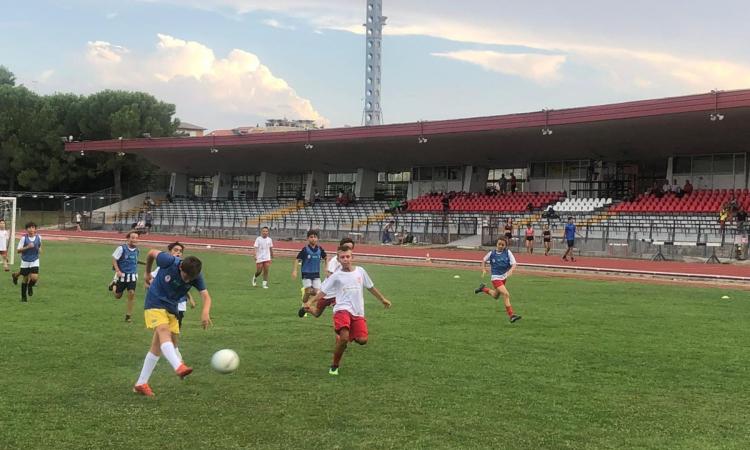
[363,0,386,126]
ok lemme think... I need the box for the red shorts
[491,279,506,288]
[317,297,336,310]
[333,310,368,341]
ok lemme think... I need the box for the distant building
[176,122,206,137]
[207,119,319,137]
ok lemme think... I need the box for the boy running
[474,237,521,323]
[252,226,273,289]
[132,250,212,397]
[562,216,579,262]
[305,246,391,375]
[111,231,140,323]
[299,237,354,318]
[0,219,9,272]
[292,230,327,309]
[12,222,42,303]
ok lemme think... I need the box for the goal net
[0,197,17,266]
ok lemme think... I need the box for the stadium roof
[66,90,750,174]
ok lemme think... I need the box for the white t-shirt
[253,236,273,262]
[0,229,8,252]
[75,213,81,223]
[323,255,342,300]
[322,266,374,317]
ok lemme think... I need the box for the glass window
[692,156,712,173]
[447,166,461,180]
[713,154,733,174]
[530,163,545,179]
[434,167,447,180]
[546,162,563,178]
[565,161,581,180]
[735,154,746,175]
[673,157,691,174]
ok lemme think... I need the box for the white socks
[160,342,182,370]
[136,352,160,385]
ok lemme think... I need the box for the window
[565,161,581,180]
[692,156,712,173]
[673,157,691,174]
[530,163,545,179]
[735,154,746,175]
[546,162,563,178]
[713,154,733,174]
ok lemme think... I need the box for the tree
[78,90,179,196]
[0,66,15,86]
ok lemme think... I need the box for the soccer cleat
[263,285,269,289]
[570,257,577,262]
[21,297,28,303]
[107,281,116,292]
[125,315,132,323]
[561,256,568,261]
[251,275,257,287]
[474,283,486,294]
[27,284,34,296]
[509,314,522,323]
[175,363,193,379]
[11,272,18,285]
[133,383,155,397]
[329,366,339,376]
[297,307,307,318]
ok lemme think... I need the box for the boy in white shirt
[305,245,391,376]
[0,219,9,272]
[252,227,273,288]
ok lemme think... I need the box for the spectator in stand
[382,220,395,244]
[683,180,693,195]
[719,206,729,230]
[399,199,408,211]
[336,189,344,206]
[387,199,401,213]
[499,174,507,194]
[661,179,670,195]
[441,195,450,213]
[728,196,740,214]
[672,179,683,198]
[510,173,517,194]
[697,176,707,190]
[736,209,747,232]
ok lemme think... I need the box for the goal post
[1,197,17,266]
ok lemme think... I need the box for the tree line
[0,65,179,196]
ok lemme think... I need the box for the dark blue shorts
[301,272,320,280]
[567,239,575,248]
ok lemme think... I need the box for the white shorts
[20,259,40,269]
[302,278,322,289]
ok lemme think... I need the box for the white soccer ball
[211,349,240,374]
[206,245,212,249]
[453,275,460,279]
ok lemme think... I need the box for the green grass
[1,241,750,449]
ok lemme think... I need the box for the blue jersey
[145,253,206,315]
[484,249,516,277]
[564,223,576,240]
[20,235,41,262]
[115,244,139,274]
[296,245,327,276]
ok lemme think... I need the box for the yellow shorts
[144,309,180,335]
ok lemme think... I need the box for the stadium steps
[354,211,391,227]
[583,212,614,227]
[249,201,303,225]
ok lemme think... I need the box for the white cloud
[433,50,566,84]
[38,69,55,82]
[262,18,295,30]
[83,35,327,129]
[106,12,118,20]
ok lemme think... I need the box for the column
[170,172,188,197]
[355,168,377,199]
[462,166,488,193]
[258,172,278,198]
[306,171,328,202]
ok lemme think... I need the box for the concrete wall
[258,172,278,198]
[355,168,377,198]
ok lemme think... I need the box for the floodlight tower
[363,0,386,126]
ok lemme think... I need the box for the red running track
[38,230,749,281]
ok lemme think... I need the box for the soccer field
[1,241,749,449]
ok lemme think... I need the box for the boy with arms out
[111,231,140,323]
[132,250,212,397]
[305,246,391,375]
[291,230,327,309]
[12,222,42,302]
[474,237,522,323]
[252,226,273,289]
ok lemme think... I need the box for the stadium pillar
[169,172,188,197]
[258,172,278,198]
[666,157,673,183]
[463,166,489,193]
[306,171,327,202]
[355,169,377,199]
[212,172,232,199]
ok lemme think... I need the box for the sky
[1,0,749,131]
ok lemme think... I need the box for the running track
[38,230,749,282]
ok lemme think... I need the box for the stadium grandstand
[65,89,750,260]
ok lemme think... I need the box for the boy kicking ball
[305,246,391,375]
[474,237,521,323]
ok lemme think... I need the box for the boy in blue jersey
[561,216,579,262]
[132,250,213,397]
[11,222,42,303]
[474,237,521,323]
[292,230,327,314]
[111,231,140,323]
